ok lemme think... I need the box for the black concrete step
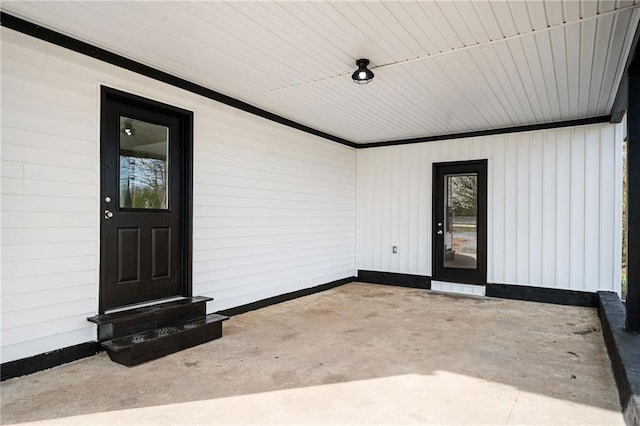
[87,296,212,341]
[101,313,228,366]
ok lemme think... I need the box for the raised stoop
[101,314,227,366]
[87,297,227,366]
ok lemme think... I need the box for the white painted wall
[0,28,357,363]
[357,124,623,294]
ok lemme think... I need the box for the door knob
[104,210,114,219]
[437,230,443,235]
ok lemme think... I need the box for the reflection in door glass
[444,174,477,269]
[119,116,169,209]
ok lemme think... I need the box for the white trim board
[431,281,486,297]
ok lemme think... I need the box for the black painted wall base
[218,277,354,317]
[598,292,640,426]
[486,283,598,307]
[356,271,600,307]
[357,270,431,289]
[1,342,102,381]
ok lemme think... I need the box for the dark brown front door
[433,160,487,285]
[100,88,192,311]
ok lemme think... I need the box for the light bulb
[352,58,374,84]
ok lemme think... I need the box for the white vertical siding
[1,28,356,364]
[357,123,623,294]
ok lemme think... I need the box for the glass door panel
[444,174,478,270]
[119,116,169,209]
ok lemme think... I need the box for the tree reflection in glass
[119,117,169,209]
[444,174,477,269]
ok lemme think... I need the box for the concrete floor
[1,283,624,425]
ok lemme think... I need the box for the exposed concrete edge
[598,291,640,426]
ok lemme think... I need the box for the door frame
[99,86,194,313]
[432,159,488,285]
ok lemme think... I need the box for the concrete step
[101,313,228,366]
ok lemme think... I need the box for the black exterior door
[433,160,487,285]
[100,88,192,311]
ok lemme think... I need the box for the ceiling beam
[626,52,640,332]
[611,14,640,123]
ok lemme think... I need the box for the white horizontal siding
[0,28,356,363]
[357,123,623,294]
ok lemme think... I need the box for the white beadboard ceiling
[2,1,640,144]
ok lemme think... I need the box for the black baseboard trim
[1,342,102,381]
[357,270,431,289]
[217,277,355,317]
[485,283,598,307]
[598,292,640,426]
[356,271,598,306]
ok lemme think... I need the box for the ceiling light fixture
[123,120,135,137]
[352,58,374,85]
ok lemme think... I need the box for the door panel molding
[432,160,488,285]
[100,87,193,313]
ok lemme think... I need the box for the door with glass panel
[433,160,487,284]
[100,89,188,311]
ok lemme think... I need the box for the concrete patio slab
[0,283,624,425]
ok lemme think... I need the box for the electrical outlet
[392,246,398,254]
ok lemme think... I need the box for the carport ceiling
[3,1,640,144]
